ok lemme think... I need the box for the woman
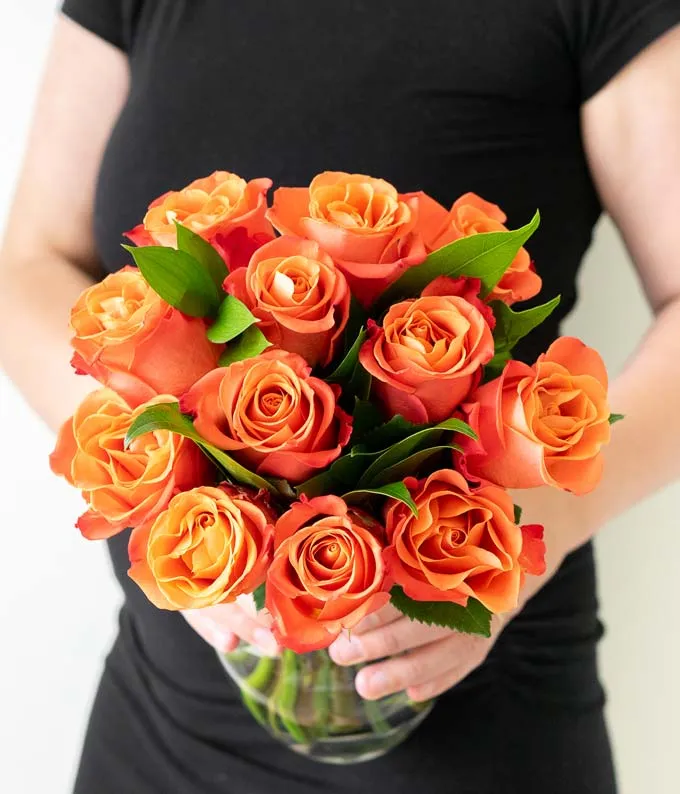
[2,1,680,792]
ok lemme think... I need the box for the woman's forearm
[0,252,96,433]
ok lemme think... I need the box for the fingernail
[329,635,364,665]
[358,670,389,700]
[254,628,279,656]
[217,631,237,654]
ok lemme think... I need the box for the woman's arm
[0,16,129,432]
[329,23,680,701]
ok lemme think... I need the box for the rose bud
[224,236,350,367]
[69,266,222,408]
[266,496,389,652]
[128,484,275,610]
[125,170,274,248]
[383,469,544,614]
[49,389,210,540]
[267,171,427,308]
[181,350,352,483]
[459,337,611,495]
[359,293,494,424]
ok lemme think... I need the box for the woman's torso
[87,1,610,789]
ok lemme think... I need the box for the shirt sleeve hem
[581,8,680,101]
[60,2,127,53]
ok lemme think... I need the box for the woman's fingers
[329,616,452,665]
[354,632,492,700]
[351,603,403,635]
[182,602,280,656]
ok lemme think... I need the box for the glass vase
[217,643,434,764]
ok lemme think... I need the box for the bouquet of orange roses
[50,171,616,763]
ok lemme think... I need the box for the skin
[2,16,680,689]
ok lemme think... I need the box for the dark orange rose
[125,171,273,248]
[128,484,275,610]
[181,350,352,483]
[417,192,542,305]
[69,266,222,407]
[359,294,494,423]
[384,469,543,614]
[267,171,427,308]
[266,496,389,652]
[459,337,611,495]
[224,236,350,367]
[49,390,209,540]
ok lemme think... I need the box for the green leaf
[609,413,625,425]
[390,586,492,637]
[359,415,421,451]
[327,328,367,382]
[376,211,540,309]
[123,245,222,317]
[484,350,512,381]
[491,295,561,354]
[207,294,259,343]
[175,222,228,288]
[295,446,380,498]
[125,402,277,494]
[253,583,266,612]
[343,482,418,517]
[369,445,458,487]
[514,504,523,524]
[358,418,477,487]
[350,400,385,444]
[218,324,271,365]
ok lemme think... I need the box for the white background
[1,3,679,793]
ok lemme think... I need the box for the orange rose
[49,390,209,540]
[267,171,427,308]
[181,350,352,483]
[359,294,494,423]
[384,469,544,614]
[418,192,541,305]
[224,236,350,367]
[266,496,389,652]
[459,337,611,495]
[126,171,273,249]
[70,266,222,407]
[127,485,275,610]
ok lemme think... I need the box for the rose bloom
[125,170,273,248]
[359,293,494,423]
[459,337,611,495]
[384,469,545,614]
[69,266,222,408]
[267,171,427,308]
[224,236,350,367]
[266,496,389,652]
[49,389,209,540]
[418,191,541,305]
[128,485,275,611]
[181,350,352,483]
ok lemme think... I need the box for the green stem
[362,695,391,734]
[312,651,333,738]
[239,654,277,728]
[268,650,309,744]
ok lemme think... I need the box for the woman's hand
[329,486,582,702]
[182,595,281,657]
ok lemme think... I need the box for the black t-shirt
[59,2,680,793]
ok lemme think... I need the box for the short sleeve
[60,0,143,53]
[559,0,680,100]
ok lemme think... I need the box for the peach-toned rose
[69,266,222,408]
[267,171,427,308]
[224,236,350,367]
[126,171,273,249]
[181,350,352,483]
[417,191,541,305]
[266,496,389,652]
[459,337,611,495]
[359,294,494,423]
[384,469,543,614]
[49,390,210,540]
[127,484,275,610]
